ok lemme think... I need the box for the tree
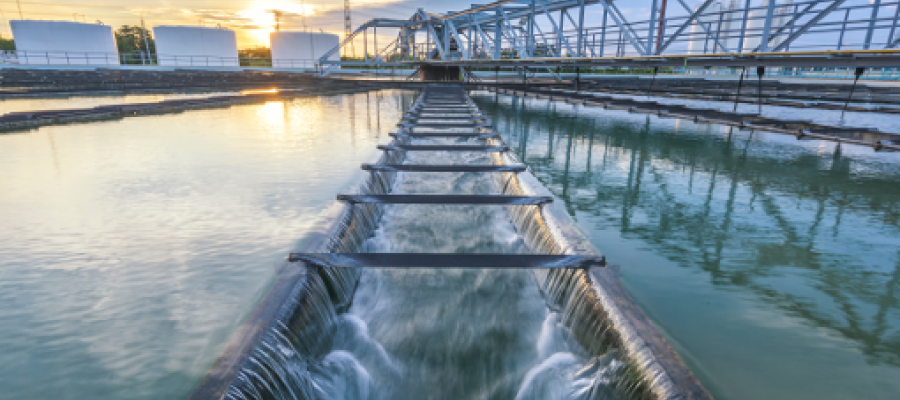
[0,35,15,51]
[238,47,271,66]
[115,25,154,62]
[238,47,271,59]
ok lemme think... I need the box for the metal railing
[0,50,321,69]
[322,0,900,71]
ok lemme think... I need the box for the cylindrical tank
[742,8,765,52]
[689,5,723,55]
[9,20,119,65]
[153,26,238,67]
[270,31,340,68]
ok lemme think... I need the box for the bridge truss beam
[318,0,900,76]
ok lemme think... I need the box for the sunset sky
[0,0,482,47]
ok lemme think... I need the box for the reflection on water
[0,92,241,114]
[474,92,900,400]
[0,90,414,400]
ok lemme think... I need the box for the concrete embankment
[0,82,387,132]
[492,86,900,151]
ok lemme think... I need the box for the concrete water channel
[1,75,898,400]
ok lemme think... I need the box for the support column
[529,0,536,57]
[600,8,608,56]
[648,0,659,54]
[890,2,900,47]
[738,0,752,52]
[577,0,586,56]
[559,9,565,56]
[495,10,502,59]
[864,0,883,49]
[759,0,777,52]
[837,8,850,50]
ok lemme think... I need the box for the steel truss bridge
[317,0,900,77]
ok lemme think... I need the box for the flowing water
[473,91,900,400]
[346,141,604,400]
[227,101,628,400]
[0,90,412,400]
[6,85,898,400]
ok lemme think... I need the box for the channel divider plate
[378,144,509,152]
[361,164,526,172]
[398,123,490,128]
[287,253,606,269]
[389,132,498,139]
[336,194,552,205]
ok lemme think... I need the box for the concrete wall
[9,20,119,65]
[270,31,339,68]
[154,26,239,67]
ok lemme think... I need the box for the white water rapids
[293,138,623,400]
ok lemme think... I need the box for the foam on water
[226,93,633,400]
[291,135,623,400]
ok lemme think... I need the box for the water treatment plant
[1,1,899,400]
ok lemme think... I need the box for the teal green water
[3,87,898,400]
[0,90,413,400]
[474,92,900,400]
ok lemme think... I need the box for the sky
[0,0,486,47]
[0,1,885,53]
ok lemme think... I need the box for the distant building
[153,26,239,67]
[270,31,340,68]
[10,20,119,65]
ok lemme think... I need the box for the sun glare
[238,1,317,45]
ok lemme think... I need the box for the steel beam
[596,0,649,55]
[753,3,818,52]
[771,0,849,52]
[658,0,722,54]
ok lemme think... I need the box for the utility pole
[344,0,354,57]
[16,0,23,19]
[300,0,306,31]
[141,15,151,63]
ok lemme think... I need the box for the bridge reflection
[474,92,900,367]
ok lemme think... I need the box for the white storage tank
[153,26,238,67]
[270,31,340,68]
[10,20,119,65]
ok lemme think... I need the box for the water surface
[474,91,900,400]
[0,89,412,400]
[0,91,241,114]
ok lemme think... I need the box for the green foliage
[0,36,14,51]
[239,47,271,59]
[238,47,271,66]
[115,25,154,54]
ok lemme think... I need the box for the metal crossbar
[399,123,485,128]
[316,0,900,79]
[405,116,481,120]
[336,194,552,205]
[378,144,509,152]
[361,164,526,172]
[389,132,498,138]
[287,253,605,269]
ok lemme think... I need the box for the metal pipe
[842,67,866,115]
[646,66,659,95]
[734,66,746,112]
[757,66,765,114]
